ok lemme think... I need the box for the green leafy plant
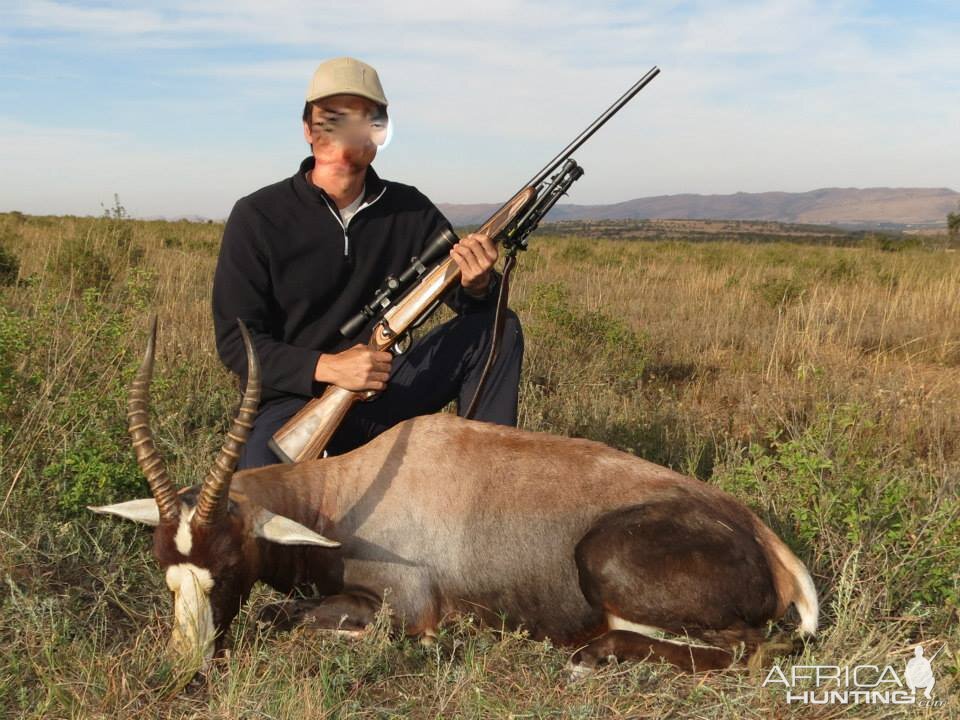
[0,236,19,286]
[948,208,960,241]
[754,275,807,308]
[526,281,647,385]
[45,441,146,517]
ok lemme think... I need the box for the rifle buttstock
[269,385,359,463]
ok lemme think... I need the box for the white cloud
[15,0,173,36]
[1,1,958,215]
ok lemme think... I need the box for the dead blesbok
[92,319,818,675]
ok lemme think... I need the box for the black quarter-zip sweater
[212,157,497,403]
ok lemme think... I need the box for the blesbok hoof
[184,672,208,693]
[418,628,438,647]
[565,659,595,684]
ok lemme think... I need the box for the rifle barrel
[525,65,660,189]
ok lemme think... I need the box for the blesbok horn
[193,319,260,527]
[127,315,180,523]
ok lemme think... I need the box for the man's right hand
[314,344,393,392]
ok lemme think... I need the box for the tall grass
[1,212,957,717]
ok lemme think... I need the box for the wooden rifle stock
[269,187,537,463]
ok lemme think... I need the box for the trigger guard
[392,333,412,355]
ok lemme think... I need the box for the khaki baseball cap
[306,57,388,107]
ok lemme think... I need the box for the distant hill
[438,187,959,229]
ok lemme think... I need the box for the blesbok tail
[752,520,819,636]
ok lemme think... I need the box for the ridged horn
[128,315,180,523]
[194,320,260,527]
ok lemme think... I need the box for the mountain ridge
[437,186,959,228]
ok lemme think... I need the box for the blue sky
[1,0,957,218]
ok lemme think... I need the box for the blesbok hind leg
[570,630,733,675]
[572,501,780,670]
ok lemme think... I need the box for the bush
[44,440,146,517]
[716,403,959,614]
[48,197,143,294]
[858,233,921,252]
[0,307,31,429]
[947,210,960,240]
[54,237,114,293]
[754,275,807,307]
[819,256,859,283]
[526,281,647,387]
[0,239,19,286]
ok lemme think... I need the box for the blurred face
[302,94,387,176]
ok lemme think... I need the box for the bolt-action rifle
[269,66,660,463]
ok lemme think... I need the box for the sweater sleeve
[416,194,501,314]
[212,202,321,398]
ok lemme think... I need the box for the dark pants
[238,308,523,469]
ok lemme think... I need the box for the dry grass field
[0,211,957,718]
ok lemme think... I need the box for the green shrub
[526,281,647,386]
[0,307,30,428]
[0,278,155,518]
[54,237,114,293]
[716,403,959,615]
[44,441,146,517]
[0,237,19,286]
[858,233,921,252]
[49,198,142,294]
[754,275,807,307]
[819,256,859,283]
[557,239,595,263]
[948,210,960,240]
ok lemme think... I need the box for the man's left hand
[451,232,498,296]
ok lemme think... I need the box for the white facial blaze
[165,563,216,665]
[174,504,196,555]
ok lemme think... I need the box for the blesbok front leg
[257,592,382,635]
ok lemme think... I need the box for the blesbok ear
[88,498,161,526]
[252,509,340,547]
